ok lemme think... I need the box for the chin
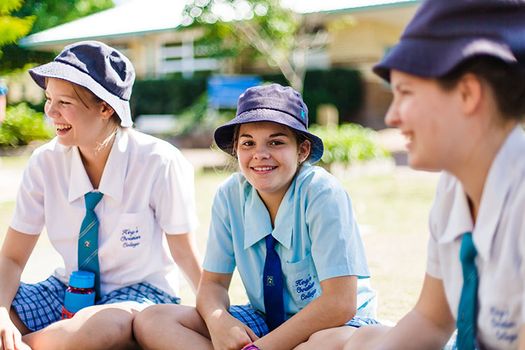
[408,156,442,172]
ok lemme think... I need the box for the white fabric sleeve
[151,149,198,235]
[426,177,445,279]
[10,153,45,235]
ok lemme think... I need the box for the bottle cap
[69,270,95,289]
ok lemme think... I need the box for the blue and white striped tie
[78,191,103,298]
[456,232,478,350]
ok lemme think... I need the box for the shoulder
[215,172,249,200]
[431,172,459,211]
[125,129,190,168]
[295,164,346,196]
[27,138,68,167]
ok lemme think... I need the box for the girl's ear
[99,102,115,120]
[298,139,312,164]
[458,73,483,116]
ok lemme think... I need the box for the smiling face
[385,70,468,171]
[44,78,116,150]
[236,121,311,207]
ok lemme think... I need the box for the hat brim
[214,109,324,164]
[373,37,517,82]
[29,61,133,127]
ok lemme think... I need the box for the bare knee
[69,307,135,350]
[134,304,194,348]
[296,327,356,350]
[343,325,391,350]
[134,305,171,343]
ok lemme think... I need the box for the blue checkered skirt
[229,304,379,338]
[12,276,180,331]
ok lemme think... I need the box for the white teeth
[254,166,274,171]
[55,123,72,131]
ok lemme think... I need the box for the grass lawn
[0,156,439,323]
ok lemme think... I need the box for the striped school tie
[263,234,285,331]
[78,191,104,297]
[456,232,478,350]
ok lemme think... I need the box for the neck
[79,129,117,189]
[258,191,287,227]
[450,121,516,222]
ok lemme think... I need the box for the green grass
[0,157,439,323]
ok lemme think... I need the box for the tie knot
[460,232,477,264]
[84,191,103,211]
[265,234,276,250]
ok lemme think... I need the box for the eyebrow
[269,132,289,138]
[44,92,77,99]
[393,81,412,91]
[239,132,290,138]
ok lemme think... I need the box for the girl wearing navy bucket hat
[344,1,525,350]
[133,83,378,349]
[0,41,201,349]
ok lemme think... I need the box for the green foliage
[0,103,52,147]
[183,0,304,90]
[2,0,114,72]
[263,68,363,123]
[184,0,298,58]
[310,123,389,166]
[14,0,113,34]
[131,75,209,117]
[0,0,33,56]
[174,94,231,136]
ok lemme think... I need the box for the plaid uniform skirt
[229,304,380,338]
[12,276,180,331]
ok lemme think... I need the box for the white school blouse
[427,126,525,349]
[11,129,198,296]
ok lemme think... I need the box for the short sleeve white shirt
[11,129,198,296]
[427,126,525,349]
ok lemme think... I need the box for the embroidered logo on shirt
[295,274,316,301]
[120,227,141,248]
[490,306,517,344]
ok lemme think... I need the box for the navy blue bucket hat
[374,0,525,82]
[29,40,135,127]
[214,83,324,164]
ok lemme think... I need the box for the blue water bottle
[61,271,96,319]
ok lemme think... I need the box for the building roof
[20,0,184,48]
[20,0,418,49]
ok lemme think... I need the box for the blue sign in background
[208,75,261,109]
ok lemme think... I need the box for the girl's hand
[207,313,258,350]
[0,308,29,350]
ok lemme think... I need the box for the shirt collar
[473,125,524,260]
[68,146,94,202]
[438,179,473,244]
[243,176,297,250]
[68,129,129,203]
[439,126,525,260]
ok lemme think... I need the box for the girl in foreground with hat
[344,0,525,349]
[0,41,201,349]
[133,83,377,349]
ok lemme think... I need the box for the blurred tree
[183,0,325,92]
[0,0,34,54]
[1,0,114,73]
